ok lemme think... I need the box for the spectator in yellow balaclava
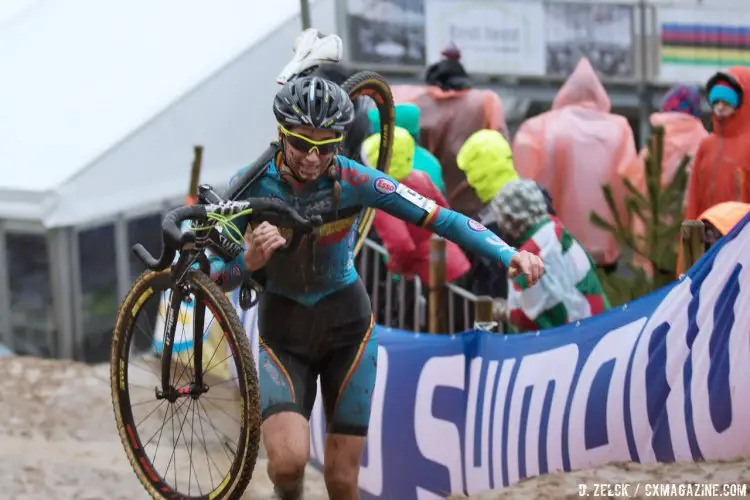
[457,129,519,206]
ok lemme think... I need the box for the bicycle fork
[156,253,210,402]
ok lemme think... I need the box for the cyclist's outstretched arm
[347,158,518,267]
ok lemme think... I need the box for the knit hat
[706,71,744,109]
[368,103,421,139]
[441,41,461,61]
[661,84,702,118]
[363,126,415,182]
[456,129,518,204]
[709,83,740,109]
[490,179,549,244]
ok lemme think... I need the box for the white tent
[0,0,336,226]
[0,0,337,360]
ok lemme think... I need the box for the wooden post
[428,235,447,334]
[187,145,203,205]
[473,296,497,332]
[680,220,705,274]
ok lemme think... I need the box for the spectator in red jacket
[364,127,471,285]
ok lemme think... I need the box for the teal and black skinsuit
[210,155,517,435]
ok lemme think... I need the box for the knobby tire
[110,269,261,499]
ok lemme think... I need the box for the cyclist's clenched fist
[243,221,286,271]
[508,250,544,287]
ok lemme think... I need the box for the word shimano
[415,235,750,495]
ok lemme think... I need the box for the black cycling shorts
[256,278,376,436]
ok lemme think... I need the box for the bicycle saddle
[277,28,343,84]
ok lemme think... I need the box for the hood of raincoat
[699,201,750,236]
[707,66,750,138]
[552,58,611,113]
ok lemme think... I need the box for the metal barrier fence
[357,236,499,334]
[357,238,425,331]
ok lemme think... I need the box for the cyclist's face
[281,125,341,181]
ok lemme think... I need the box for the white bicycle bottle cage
[276,28,343,85]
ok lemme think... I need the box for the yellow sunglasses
[279,125,343,154]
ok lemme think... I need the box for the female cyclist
[214,76,544,500]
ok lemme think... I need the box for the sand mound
[1,357,747,499]
[449,459,750,499]
[0,356,325,499]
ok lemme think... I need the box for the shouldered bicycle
[110,185,321,499]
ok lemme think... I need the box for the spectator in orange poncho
[390,42,509,218]
[685,67,750,221]
[512,57,638,269]
[622,84,707,197]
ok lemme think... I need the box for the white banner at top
[425,0,546,76]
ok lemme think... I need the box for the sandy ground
[0,356,327,499]
[1,357,748,500]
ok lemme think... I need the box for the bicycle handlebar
[133,196,322,272]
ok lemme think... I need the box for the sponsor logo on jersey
[467,219,488,232]
[342,166,370,187]
[374,177,397,194]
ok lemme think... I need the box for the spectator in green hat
[367,103,445,194]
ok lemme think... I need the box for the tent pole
[0,221,11,349]
[114,214,130,301]
[69,228,84,360]
[300,0,312,30]
[48,228,76,359]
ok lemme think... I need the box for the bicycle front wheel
[110,268,260,499]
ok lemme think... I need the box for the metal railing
[445,282,477,333]
[357,238,426,331]
[358,235,500,334]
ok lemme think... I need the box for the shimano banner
[164,214,749,497]
[303,214,750,498]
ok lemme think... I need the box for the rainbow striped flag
[660,23,750,66]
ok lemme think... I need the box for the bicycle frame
[135,187,321,402]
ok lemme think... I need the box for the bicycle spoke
[167,392,196,493]
[200,332,227,380]
[197,400,236,462]
[201,396,241,427]
[196,397,220,489]
[170,403,177,489]
[204,352,234,377]
[146,398,183,469]
[175,309,217,387]
[134,399,167,429]
[130,398,162,408]
[174,399,202,496]
[210,377,240,387]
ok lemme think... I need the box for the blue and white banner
[169,214,750,498]
[302,214,750,498]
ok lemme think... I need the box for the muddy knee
[269,451,307,484]
[263,412,310,486]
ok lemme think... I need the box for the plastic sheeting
[512,58,638,266]
[0,0,335,226]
